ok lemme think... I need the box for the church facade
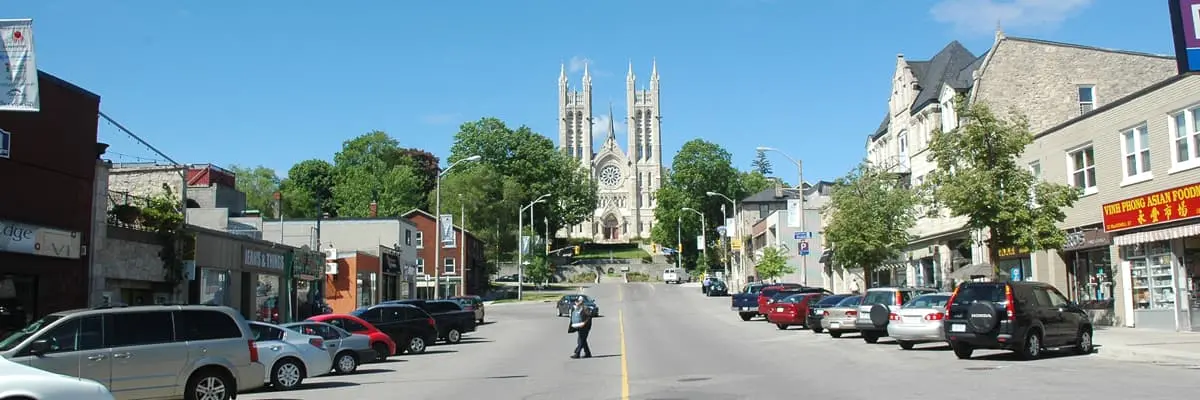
[556,61,663,243]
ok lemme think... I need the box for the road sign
[798,241,810,256]
[794,231,813,240]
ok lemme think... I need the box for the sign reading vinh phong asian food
[1102,182,1200,232]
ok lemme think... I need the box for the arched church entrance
[602,214,620,241]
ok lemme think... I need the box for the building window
[1028,161,1041,207]
[416,258,425,274]
[897,132,909,169]
[1120,124,1152,181]
[415,231,423,248]
[1078,85,1095,115]
[405,229,413,246]
[1068,146,1097,195]
[444,258,456,274]
[1170,107,1200,170]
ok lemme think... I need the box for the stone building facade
[556,61,664,243]
[861,29,1178,291]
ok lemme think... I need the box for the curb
[1094,345,1200,365]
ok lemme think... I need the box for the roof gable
[909,41,978,115]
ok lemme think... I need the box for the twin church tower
[556,60,664,243]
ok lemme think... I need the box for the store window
[200,269,231,306]
[1122,241,1175,310]
[356,272,377,308]
[1070,249,1114,302]
[255,274,282,323]
[0,275,36,338]
[999,254,1032,282]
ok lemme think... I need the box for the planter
[111,205,141,224]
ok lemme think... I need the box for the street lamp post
[517,194,551,300]
[757,146,808,286]
[675,215,682,270]
[682,207,707,267]
[435,155,481,299]
[706,192,739,285]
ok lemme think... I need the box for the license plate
[950,323,966,332]
[830,322,841,329]
[741,307,754,311]
[775,307,784,312]
[903,317,920,324]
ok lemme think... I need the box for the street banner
[1,19,39,112]
[520,236,531,255]
[725,218,736,237]
[787,199,801,228]
[696,235,705,250]
[439,214,456,247]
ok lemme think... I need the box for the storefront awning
[949,263,997,281]
[1113,222,1200,246]
[875,262,908,272]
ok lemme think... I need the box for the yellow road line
[619,310,629,400]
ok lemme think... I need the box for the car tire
[897,340,915,350]
[812,326,824,333]
[446,328,463,344]
[739,313,754,321]
[862,331,880,344]
[270,358,305,390]
[951,341,974,359]
[408,336,428,354]
[830,331,843,338]
[776,323,788,330]
[1016,329,1043,360]
[1075,327,1094,355]
[184,368,233,400]
[334,351,359,374]
[372,342,390,361]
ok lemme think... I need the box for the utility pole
[459,194,466,297]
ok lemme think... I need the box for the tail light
[427,317,437,328]
[822,310,830,317]
[888,313,900,321]
[309,338,324,350]
[924,312,945,321]
[946,285,961,314]
[845,310,857,317]
[248,340,259,363]
[895,291,903,306]
[1004,284,1016,320]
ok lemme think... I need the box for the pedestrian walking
[567,296,593,359]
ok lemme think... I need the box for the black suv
[944,281,1093,360]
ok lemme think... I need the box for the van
[662,268,689,284]
[0,304,266,400]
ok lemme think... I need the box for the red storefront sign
[1102,182,1200,232]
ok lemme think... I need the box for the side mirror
[27,339,52,356]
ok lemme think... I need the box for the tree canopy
[751,150,773,175]
[229,165,281,219]
[754,247,795,281]
[650,139,751,270]
[823,161,918,277]
[280,159,336,218]
[330,131,423,218]
[924,97,1080,268]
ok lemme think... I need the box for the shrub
[568,272,597,283]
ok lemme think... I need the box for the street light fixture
[518,193,552,300]
[434,155,482,298]
[682,207,707,267]
[755,146,809,286]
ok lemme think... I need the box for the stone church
[556,60,663,243]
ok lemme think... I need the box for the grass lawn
[576,243,650,260]
[493,292,564,303]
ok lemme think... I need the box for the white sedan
[0,355,114,399]
[248,321,334,391]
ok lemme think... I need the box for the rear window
[836,296,862,307]
[952,284,1007,306]
[816,295,848,306]
[863,290,898,306]
[904,294,951,309]
[177,310,242,341]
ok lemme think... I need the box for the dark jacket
[568,306,592,333]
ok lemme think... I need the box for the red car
[766,293,822,330]
[308,313,397,361]
[756,284,805,315]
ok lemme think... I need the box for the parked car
[308,313,397,362]
[765,293,823,330]
[350,304,439,355]
[0,355,115,399]
[247,321,333,391]
[758,285,828,317]
[556,294,601,317]
[0,304,265,400]
[854,287,939,343]
[820,295,864,338]
[706,280,729,297]
[380,300,478,344]
[450,295,486,323]
[806,294,853,333]
[731,282,771,320]
[944,281,1093,360]
[886,292,953,350]
[281,321,376,374]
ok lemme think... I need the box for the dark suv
[944,281,1094,360]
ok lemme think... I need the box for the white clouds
[568,56,592,74]
[419,113,462,126]
[592,114,626,136]
[930,0,1093,35]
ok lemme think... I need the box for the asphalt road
[240,282,1200,400]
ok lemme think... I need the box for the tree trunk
[987,227,1002,281]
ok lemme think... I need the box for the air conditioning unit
[323,248,337,261]
[325,262,339,275]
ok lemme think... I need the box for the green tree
[435,164,525,263]
[331,131,423,217]
[824,161,918,279]
[739,171,774,195]
[650,139,745,271]
[751,150,773,175]
[925,97,1080,270]
[280,159,336,218]
[524,254,554,284]
[395,148,440,211]
[754,247,795,281]
[229,165,280,218]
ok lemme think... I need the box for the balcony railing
[106,190,155,231]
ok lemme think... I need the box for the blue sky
[7,0,1180,183]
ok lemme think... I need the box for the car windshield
[836,296,863,307]
[904,294,951,308]
[349,307,368,317]
[783,294,812,303]
[0,314,61,351]
[816,295,848,306]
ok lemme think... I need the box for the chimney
[368,201,378,218]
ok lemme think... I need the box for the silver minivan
[0,304,266,400]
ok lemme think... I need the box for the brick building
[402,209,487,298]
[0,72,102,334]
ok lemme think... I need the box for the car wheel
[1016,329,1043,360]
[739,313,754,321]
[812,326,824,333]
[951,341,974,359]
[270,358,305,390]
[372,342,390,361]
[776,323,788,330]
[184,369,232,400]
[830,331,843,338]
[862,331,880,344]
[897,340,915,350]
[1074,327,1094,355]
[409,336,428,354]
[334,351,359,374]
[446,328,463,344]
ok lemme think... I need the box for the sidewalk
[1094,327,1200,365]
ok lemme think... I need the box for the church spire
[607,101,617,142]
